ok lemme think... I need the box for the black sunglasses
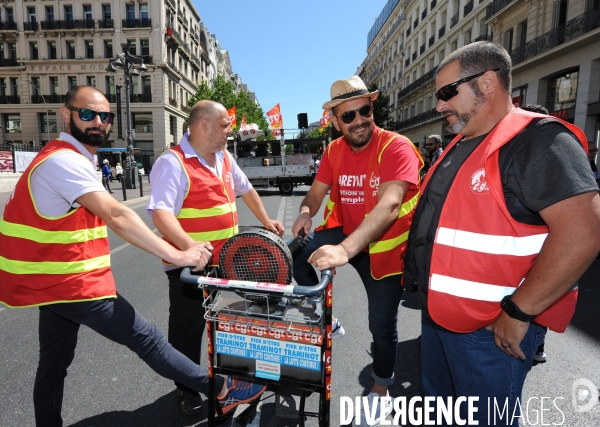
[337,105,373,125]
[435,68,500,102]
[67,106,116,124]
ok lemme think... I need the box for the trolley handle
[179,267,333,297]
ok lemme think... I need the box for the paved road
[1,186,600,426]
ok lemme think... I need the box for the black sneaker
[178,389,203,416]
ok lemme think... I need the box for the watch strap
[500,295,536,322]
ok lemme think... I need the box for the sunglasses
[435,68,500,102]
[67,106,116,124]
[337,105,373,125]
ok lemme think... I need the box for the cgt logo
[572,378,600,412]
[224,171,233,183]
[469,168,490,194]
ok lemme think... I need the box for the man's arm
[491,191,600,359]
[240,188,285,237]
[77,191,212,270]
[308,179,409,270]
[151,209,212,252]
[291,179,331,237]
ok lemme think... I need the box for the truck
[228,135,327,195]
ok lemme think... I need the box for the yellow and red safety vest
[162,146,238,267]
[0,140,116,308]
[319,127,423,279]
[425,108,586,333]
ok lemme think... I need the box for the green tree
[369,82,395,129]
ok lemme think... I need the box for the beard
[442,94,485,134]
[69,116,109,147]
[344,121,374,149]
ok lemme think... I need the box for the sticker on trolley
[216,331,322,371]
[217,314,323,345]
[256,360,281,381]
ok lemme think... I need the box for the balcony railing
[0,95,20,104]
[24,21,38,31]
[167,60,179,73]
[486,0,516,20]
[141,55,153,64]
[165,0,175,9]
[0,21,18,31]
[450,12,459,29]
[104,93,117,103]
[32,94,65,103]
[168,27,185,46]
[422,8,428,20]
[169,97,178,107]
[122,19,151,29]
[429,34,435,47]
[439,24,446,38]
[40,19,94,30]
[414,18,419,29]
[397,67,437,101]
[369,67,381,81]
[0,58,18,67]
[472,34,493,43]
[431,0,437,9]
[130,93,152,103]
[464,0,474,16]
[98,18,114,29]
[511,7,600,66]
[396,108,442,131]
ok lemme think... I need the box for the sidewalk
[0,173,151,216]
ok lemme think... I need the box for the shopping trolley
[180,228,334,426]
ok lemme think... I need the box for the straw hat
[322,75,379,110]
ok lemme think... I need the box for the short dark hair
[64,85,107,107]
[520,104,549,115]
[436,41,512,93]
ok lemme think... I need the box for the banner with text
[266,103,283,137]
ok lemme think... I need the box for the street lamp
[27,80,50,144]
[105,42,146,193]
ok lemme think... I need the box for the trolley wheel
[279,179,293,194]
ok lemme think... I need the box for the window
[49,77,59,95]
[40,113,57,134]
[140,4,148,20]
[104,40,113,58]
[30,77,41,92]
[67,76,77,90]
[30,42,39,60]
[65,6,73,21]
[128,40,136,55]
[517,20,527,49]
[84,5,92,21]
[126,4,135,21]
[28,7,36,23]
[46,6,54,21]
[105,75,115,97]
[141,39,150,56]
[142,76,151,95]
[133,112,153,133]
[170,115,176,136]
[9,78,18,96]
[103,5,111,20]
[48,41,57,59]
[511,86,527,107]
[132,76,138,94]
[548,71,579,112]
[6,8,14,23]
[66,41,75,59]
[0,78,6,96]
[5,114,21,134]
[0,44,3,60]
[87,76,96,87]
[9,43,15,60]
[504,29,513,54]
[85,40,93,58]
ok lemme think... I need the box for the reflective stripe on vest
[0,219,108,244]
[0,254,111,275]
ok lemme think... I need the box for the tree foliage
[369,82,395,130]
[188,75,273,140]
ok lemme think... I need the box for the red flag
[241,114,247,131]
[319,110,330,127]
[266,103,283,137]
[227,106,237,127]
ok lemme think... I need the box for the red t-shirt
[316,128,420,236]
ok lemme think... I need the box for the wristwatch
[500,295,536,322]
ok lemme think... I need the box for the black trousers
[166,268,207,395]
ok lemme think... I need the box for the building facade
[361,0,600,151]
[0,0,214,168]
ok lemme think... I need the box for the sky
[191,0,389,138]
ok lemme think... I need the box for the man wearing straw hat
[292,75,423,426]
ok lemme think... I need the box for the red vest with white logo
[163,146,238,266]
[0,140,116,308]
[319,127,423,279]
[424,109,586,333]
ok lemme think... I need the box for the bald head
[188,100,228,129]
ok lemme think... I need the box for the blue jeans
[293,226,403,386]
[421,315,547,426]
[33,294,217,427]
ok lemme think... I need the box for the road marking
[277,196,286,223]
[0,308,5,313]
[110,228,158,255]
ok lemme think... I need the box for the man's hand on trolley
[175,242,213,271]
[263,219,285,237]
[292,212,312,238]
[307,244,349,270]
